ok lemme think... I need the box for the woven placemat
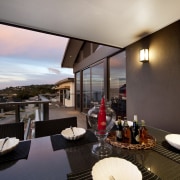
[152,141,180,164]
[106,132,156,150]
[0,140,31,163]
[51,130,97,151]
[67,155,161,180]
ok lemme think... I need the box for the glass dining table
[0,126,179,180]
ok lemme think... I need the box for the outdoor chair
[0,122,24,140]
[35,116,77,138]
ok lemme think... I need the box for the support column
[15,104,20,122]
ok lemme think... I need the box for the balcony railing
[0,95,50,139]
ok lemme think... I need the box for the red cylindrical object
[97,97,106,132]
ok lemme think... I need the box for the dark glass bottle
[116,116,123,142]
[139,120,148,145]
[131,115,139,144]
[122,118,131,143]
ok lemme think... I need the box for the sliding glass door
[82,62,104,112]
[83,68,91,112]
[91,62,104,102]
[109,51,126,118]
[75,72,81,110]
[75,51,126,115]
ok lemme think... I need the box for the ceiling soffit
[0,1,180,48]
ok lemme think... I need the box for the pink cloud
[0,24,73,89]
[0,24,68,60]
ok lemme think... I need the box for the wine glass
[87,100,116,157]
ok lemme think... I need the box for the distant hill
[0,84,56,101]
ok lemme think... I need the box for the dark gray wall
[126,20,180,133]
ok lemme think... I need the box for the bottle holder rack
[106,131,156,150]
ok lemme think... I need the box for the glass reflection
[83,68,91,112]
[92,63,104,102]
[109,51,126,119]
[75,72,80,110]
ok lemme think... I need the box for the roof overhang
[61,39,84,68]
[0,1,179,48]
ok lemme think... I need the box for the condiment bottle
[139,120,148,145]
[116,116,123,142]
[131,115,139,144]
[122,117,131,143]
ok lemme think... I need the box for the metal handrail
[24,118,31,140]
[0,95,50,122]
[0,95,51,139]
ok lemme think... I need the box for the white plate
[0,137,20,155]
[165,134,180,150]
[61,127,86,140]
[92,157,142,180]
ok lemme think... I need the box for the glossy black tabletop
[0,127,179,180]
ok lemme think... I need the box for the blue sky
[0,24,73,89]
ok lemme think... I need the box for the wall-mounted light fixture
[140,49,149,62]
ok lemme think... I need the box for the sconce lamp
[140,49,149,62]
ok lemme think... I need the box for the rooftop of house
[55,78,74,86]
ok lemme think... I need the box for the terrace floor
[49,104,87,129]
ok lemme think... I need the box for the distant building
[55,78,74,107]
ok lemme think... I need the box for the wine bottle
[116,116,123,142]
[122,117,131,143]
[131,115,139,144]
[139,120,148,145]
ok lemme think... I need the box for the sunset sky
[0,24,73,90]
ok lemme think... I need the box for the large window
[65,89,70,100]
[109,51,126,118]
[81,62,104,113]
[75,51,126,115]
[83,68,91,112]
[91,62,104,102]
[75,72,81,110]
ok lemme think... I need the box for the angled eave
[61,39,84,68]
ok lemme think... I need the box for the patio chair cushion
[0,122,24,140]
[35,117,77,138]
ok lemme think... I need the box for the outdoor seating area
[0,98,180,179]
[0,117,180,179]
[0,1,180,180]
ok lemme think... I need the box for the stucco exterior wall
[56,80,75,107]
[126,20,180,133]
